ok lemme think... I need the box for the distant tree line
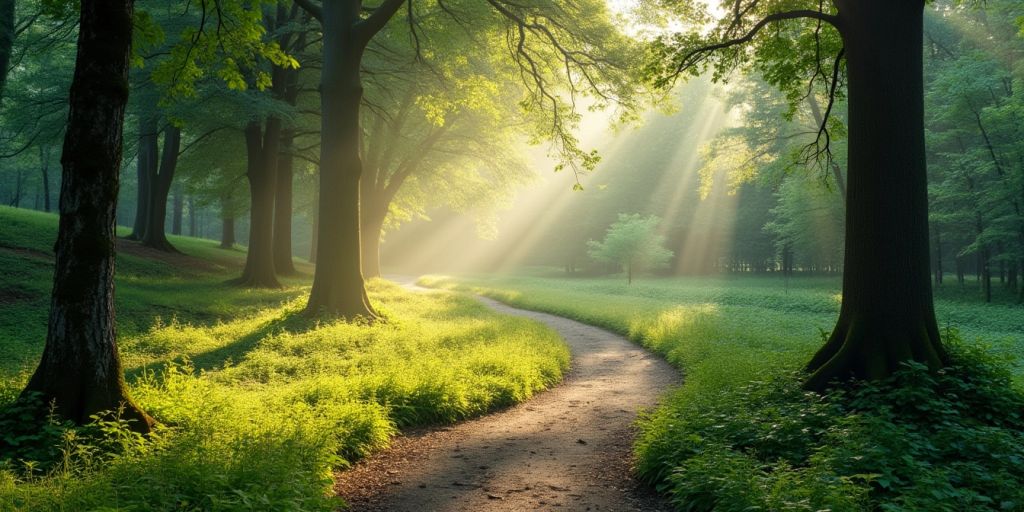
[533,1,1023,306]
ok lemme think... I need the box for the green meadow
[421,272,1024,510]
[0,207,569,511]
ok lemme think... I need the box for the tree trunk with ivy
[21,0,153,432]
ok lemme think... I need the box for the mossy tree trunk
[22,0,153,432]
[805,0,948,390]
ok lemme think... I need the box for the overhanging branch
[671,9,840,78]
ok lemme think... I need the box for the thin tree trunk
[273,129,297,275]
[0,0,14,103]
[9,168,22,206]
[188,196,196,236]
[21,0,152,431]
[934,226,942,286]
[40,145,51,212]
[983,247,992,303]
[171,183,183,235]
[360,207,385,279]
[139,125,180,252]
[807,95,847,202]
[806,0,947,390]
[127,112,157,241]
[309,185,318,263]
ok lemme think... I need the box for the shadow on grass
[124,307,324,381]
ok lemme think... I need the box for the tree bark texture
[21,0,153,432]
[306,2,377,318]
[805,0,948,390]
[238,120,281,287]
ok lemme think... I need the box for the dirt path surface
[334,290,680,511]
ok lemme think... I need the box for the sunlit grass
[0,207,569,511]
[421,270,1024,510]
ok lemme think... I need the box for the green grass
[0,206,569,511]
[420,270,1024,511]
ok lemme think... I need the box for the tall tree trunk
[0,0,14,103]
[237,121,281,287]
[221,215,235,248]
[271,15,301,274]
[219,192,235,248]
[982,247,992,303]
[40,145,51,212]
[21,0,152,431]
[140,125,180,252]
[9,168,22,206]
[360,206,385,279]
[309,185,318,263]
[127,112,157,241]
[273,129,297,275]
[188,196,196,236]
[171,184,183,235]
[956,256,965,286]
[306,2,376,318]
[806,0,947,390]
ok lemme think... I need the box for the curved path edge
[334,284,680,511]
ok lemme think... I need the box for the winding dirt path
[334,288,680,511]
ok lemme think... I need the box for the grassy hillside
[421,271,1024,511]
[0,206,569,511]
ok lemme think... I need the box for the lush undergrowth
[421,271,1024,511]
[0,207,569,511]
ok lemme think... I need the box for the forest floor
[334,290,679,512]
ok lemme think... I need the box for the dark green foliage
[641,332,1024,512]
[0,394,71,470]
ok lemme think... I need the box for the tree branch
[354,0,406,44]
[292,0,322,22]
[670,9,840,80]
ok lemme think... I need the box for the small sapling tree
[588,214,673,284]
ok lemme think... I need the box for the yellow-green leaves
[147,0,299,100]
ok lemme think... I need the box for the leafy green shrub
[639,331,1024,512]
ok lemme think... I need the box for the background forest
[0,0,1022,511]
